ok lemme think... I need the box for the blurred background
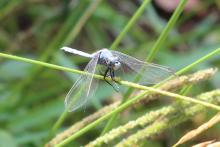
[0,0,220,147]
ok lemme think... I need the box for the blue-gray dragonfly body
[61,47,174,112]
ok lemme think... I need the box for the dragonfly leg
[104,68,119,92]
[110,69,120,84]
[110,69,120,92]
[104,68,113,86]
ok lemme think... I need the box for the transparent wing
[111,50,175,84]
[64,54,100,112]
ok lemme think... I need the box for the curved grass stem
[102,0,189,135]
[1,51,219,111]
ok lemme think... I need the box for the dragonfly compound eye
[113,61,121,70]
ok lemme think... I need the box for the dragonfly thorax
[97,48,121,70]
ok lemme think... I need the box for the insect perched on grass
[61,47,174,112]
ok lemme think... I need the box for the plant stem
[1,46,219,92]
[102,0,152,134]
[102,0,188,135]
[49,111,69,138]
[0,53,85,75]
[1,53,218,111]
[0,52,219,110]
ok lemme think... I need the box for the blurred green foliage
[0,0,220,147]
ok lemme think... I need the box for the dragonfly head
[109,58,121,70]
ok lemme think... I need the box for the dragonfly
[61,47,174,112]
